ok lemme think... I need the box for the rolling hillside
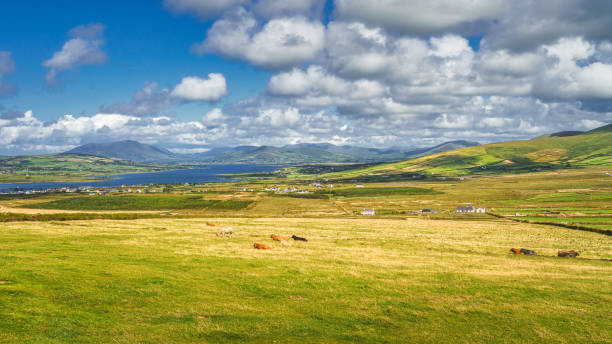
[312,123,612,179]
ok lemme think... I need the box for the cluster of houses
[309,183,334,189]
[455,205,486,213]
[265,186,310,194]
[360,205,487,216]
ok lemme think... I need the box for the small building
[361,208,375,216]
[476,207,486,213]
[456,205,475,213]
[421,208,438,213]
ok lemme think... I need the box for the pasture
[0,168,611,343]
[1,217,610,343]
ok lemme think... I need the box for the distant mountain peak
[65,140,177,163]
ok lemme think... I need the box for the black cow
[292,235,308,242]
[520,248,537,255]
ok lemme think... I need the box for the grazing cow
[216,227,233,237]
[558,250,579,258]
[270,234,290,241]
[510,248,522,254]
[206,222,215,227]
[254,243,273,250]
[280,240,293,247]
[520,248,537,255]
[291,235,308,242]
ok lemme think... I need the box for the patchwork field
[1,217,610,343]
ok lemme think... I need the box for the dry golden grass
[1,215,610,343]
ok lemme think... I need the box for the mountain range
[64,140,480,164]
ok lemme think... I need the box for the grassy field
[1,167,611,343]
[1,217,610,343]
[23,195,253,211]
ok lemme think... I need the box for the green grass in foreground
[0,217,610,343]
[24,195,253,211]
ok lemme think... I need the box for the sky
[1,0,612,155]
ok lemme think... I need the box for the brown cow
[558,250,579,258]
[270,234,290,241]
[206,222,215,227]
[510,248,523,255]
[254,243,273,250]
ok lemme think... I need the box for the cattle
[280,239,293,247]
[270,234,290,241]
[206,222,215,227]
[216,227,233,237]
[291,235,308,242]
[510,248,536,255]
[558,250,579,258]
[254,243,273,250]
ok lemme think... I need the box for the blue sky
[0,0,611,154]
[0,0,273,120]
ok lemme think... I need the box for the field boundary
[487,212,612,236]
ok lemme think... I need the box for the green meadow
[0,167,611,343]
[24,195,253,211]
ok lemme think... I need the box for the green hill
[313,124,612,179]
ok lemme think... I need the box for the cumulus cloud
[0,51,16,97]
[100,74,228,117]
[334,0,509,34]
[171,73,228,102]
[192,8,325,69]
[201,108,227,127]
[42,23,107,85]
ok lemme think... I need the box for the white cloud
[430,35,472,58]
[0,51,16,97]
[193,8,325,69]
[42,23,107,85]
[202,108,227,126]
[171,73,228,102]
[250,107,302,128]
